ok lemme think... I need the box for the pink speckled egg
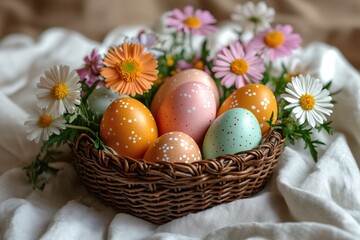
[143,131,202,163]
[151,69,220,117]
[156,82,217,146]
[100,98,158,159]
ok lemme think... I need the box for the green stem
[189,31,194,54]
[65,124,113,155]
[171,32,177,52]
[65,124,97,137]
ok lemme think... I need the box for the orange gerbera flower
[100,43,158,96]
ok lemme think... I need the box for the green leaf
[260,62,272,85]
[68,112,79,124]
[201,40,210,60]
[309,142,318,162]
[23,144,62,190]
[82,80,99,102]
[316,121,333,135]
[323,81,332,90]
[93,138,100,149]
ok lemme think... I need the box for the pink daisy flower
[76,49,102,86]
[212,41,265,89]
[249,24,302,61]
[167,5,217,36]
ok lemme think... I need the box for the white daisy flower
[282,57,319,83]
[36,65,81,117]
[231,1,275,33]
[283,58,304,83]
[24,109,66,143]
[281,74,334,128]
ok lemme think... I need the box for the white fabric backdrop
[0,25,359,240]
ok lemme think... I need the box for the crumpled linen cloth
[0,25,359,240]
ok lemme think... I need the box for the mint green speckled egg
[202,108,262,159]
[88,87,128,116]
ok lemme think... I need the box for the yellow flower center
[264,31,285,48]
[183,16,202,29]
[249,16,261,24]
[116,58,142,82]
[38,114,53,128]
[193,60,204,70]
[300,94,315,110]
[230,59,248,75]
[170,69,180,76]
[51,83,69,100]
[166,57,174,67]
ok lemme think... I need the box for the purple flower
[127,32,164,58]
[212,41,265,89]
[167,5,217,36]
[249,24,302,61]
[76,49,102,86]
[176,59,193,70]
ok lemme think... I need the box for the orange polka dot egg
[100,98,158,159]
[217,84,278,134]
[143,131,202,163]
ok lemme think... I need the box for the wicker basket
[71,128,285,224]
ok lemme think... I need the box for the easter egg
[156,82,217,146]
[217,84,277,134]
[100,98,158,159]
[143,131,202,163]
[151,69,220,116]
[202,108,262,159]
[88,87,128,116]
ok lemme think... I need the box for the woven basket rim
[71,128,285,175]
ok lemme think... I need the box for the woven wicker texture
[71,129,285,224]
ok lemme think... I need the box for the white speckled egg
[156,82,217,146]
[143,131,202,163]
[88,87,128,116]
[202,108,262,159]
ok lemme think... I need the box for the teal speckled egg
[88,87,128,116]
[202,108,262,159]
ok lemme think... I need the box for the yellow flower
[100,43,158,97]
[166,56,175,67]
